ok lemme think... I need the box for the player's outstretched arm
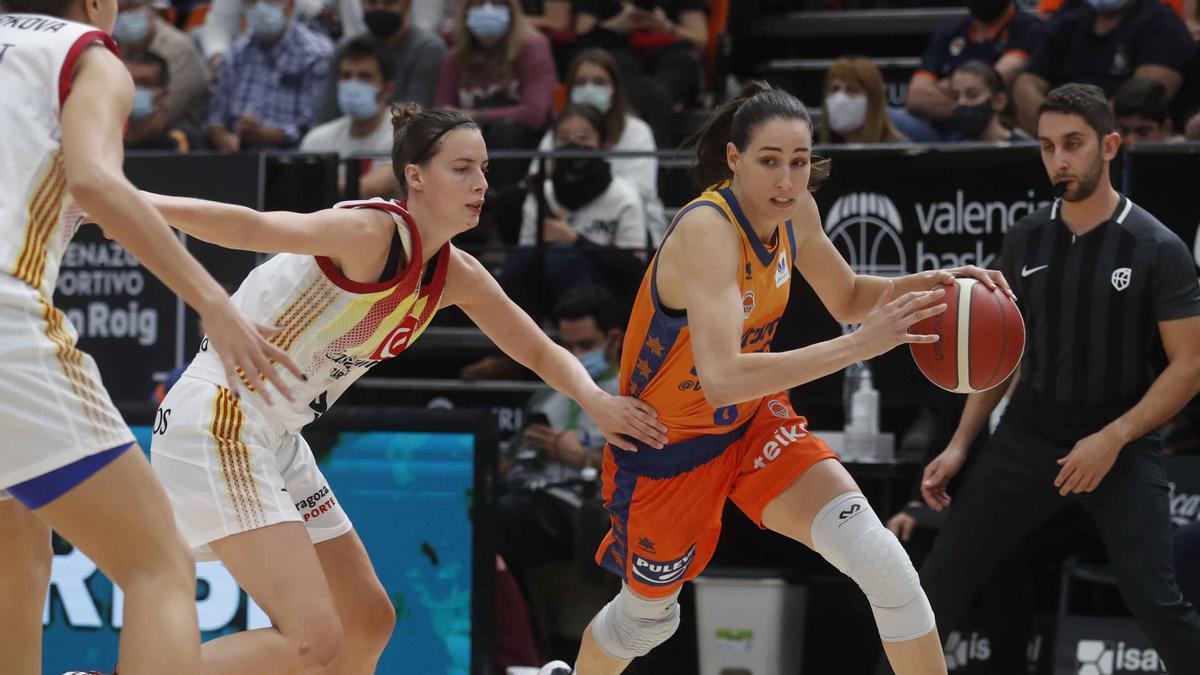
[141,191,389,260]
[674,207,947,408]
[442,248,667,452]
[62,46,301,402]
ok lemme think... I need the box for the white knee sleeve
[590,583,681,660]
[810,492,935,643]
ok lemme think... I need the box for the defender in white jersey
[138,104,669,675]
[0,1,299,673]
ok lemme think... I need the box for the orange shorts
[594,393,838,598]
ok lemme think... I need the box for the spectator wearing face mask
[533,49,666,242]
[947,60,1028,142]
[201,0,364,74]
[124,52,203,152]
[518,285,625,475]
[436,0,557,190]
[1114,77,1184,143]
[301,38,398,196]
[207,0,333,151]
[111,0,210,128]
[507,105,648,322]
[572,0,710,110]
[906,0,1043,128]
[1013,0,1197,134]
[819,57,908,144]
[315,0,446,123]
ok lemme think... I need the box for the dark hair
[389,103,478,197]
[338,37,395,83]
[124,50,170,87]
[953,59,1004,96]
[1038,83,1116,138]
[1113,78,1171,124]
[553,103,608,146]
[1,0,74,16]
[566,48,630,145]
[553,285,622,333]
[683,80,830,190]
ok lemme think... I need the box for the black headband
[413,119,475,164]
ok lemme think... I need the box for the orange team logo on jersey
[619,183,797,447]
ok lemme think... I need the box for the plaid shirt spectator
[206,19,333,147]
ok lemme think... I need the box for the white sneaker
[536,661,573,675]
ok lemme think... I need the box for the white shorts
[150,375,352,561]
[0,275,133,492]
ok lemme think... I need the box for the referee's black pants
[919,418,1200,672]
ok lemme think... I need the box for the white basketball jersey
[185,200,451,433]
[0,14,118,298]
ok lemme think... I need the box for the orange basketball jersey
[620,183,797,446]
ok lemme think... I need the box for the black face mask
[364,10,403,39]
[551,144,612,211]
[953,99,996,139]
[966,0,1010,23]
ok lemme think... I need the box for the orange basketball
[910,278,1025,394]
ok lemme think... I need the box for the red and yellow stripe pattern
[13,152,67,291]
[270,278,340,352]
[210,387,265,530]
[37,296,125,446]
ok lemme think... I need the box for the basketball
[910,278,1025,394]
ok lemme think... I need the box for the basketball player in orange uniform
[537,83,1014,675]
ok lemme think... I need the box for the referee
[915,83,1200,670]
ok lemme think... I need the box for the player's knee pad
[590,583,681,660]
[810,492,935,643]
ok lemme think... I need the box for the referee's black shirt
[997,194,1200,443]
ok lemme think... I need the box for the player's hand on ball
[201,302,304,405]
[934,265,1017,302]
[853,280,947,360]
[921,446,966,511]
[1054,429,1122,496]
[587,393,668,452]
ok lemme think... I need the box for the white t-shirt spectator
[518,177,647,250]
[533,116,664,242]
[299,116,393,157]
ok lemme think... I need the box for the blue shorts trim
[9,442,132,509]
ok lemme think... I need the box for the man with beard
[315,0,446,123]
[903,84,1200,673]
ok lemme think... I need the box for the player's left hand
[586,393,668,452]
[933,265,1017,302]
[1054,429,1123,496]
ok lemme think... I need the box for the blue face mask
[570,83,612,114]
[246,1,288,41]
[337,80,381,120]
[1086,0,1127,11]
[465,3,511,42]
[130,86,157,121]
[112,9,151,44]
[578,347,609,381]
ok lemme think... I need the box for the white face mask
[826,91,868,136]
[570,83,612,113]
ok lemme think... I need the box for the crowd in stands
[45,0,1200,669]
[92,0,1200,203]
